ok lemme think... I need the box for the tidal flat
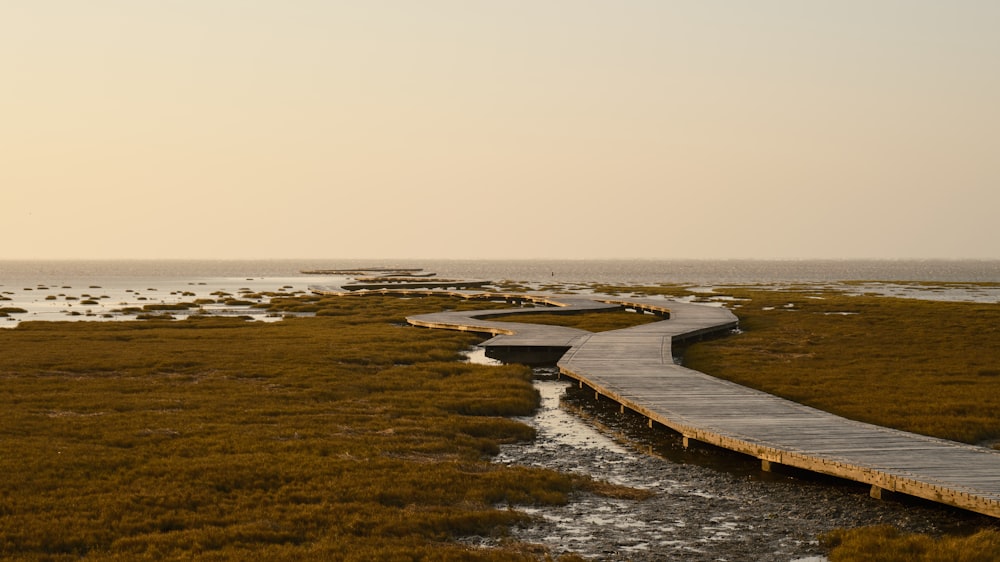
[0,275,317,327]
[490,375,998,561]
[1,283,1000,560]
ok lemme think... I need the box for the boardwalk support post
[682,435,692,449]
[761,459,774,472]
[870,485,887,500]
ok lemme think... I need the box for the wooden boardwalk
[313,284,1000,518]
[554,299,1000,519]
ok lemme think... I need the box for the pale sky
[3,1,998,260]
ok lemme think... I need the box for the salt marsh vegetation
[3,276,999,559]
[681,288,1000,446]
[0,296,613,560]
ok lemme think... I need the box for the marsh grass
[586,283,702,299]
[0,307,28,314]
[820,525,1000,561]
[141,303,195,311]
[677,288,1000,445]
[0,296,594,560]
[490,311,660,333]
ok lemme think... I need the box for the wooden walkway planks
[555,299,1000,518]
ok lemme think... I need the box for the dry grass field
[681,287,1000,446]
[0,295,610,560]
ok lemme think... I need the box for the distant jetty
[341,280,492,291]
[305,269,490,291]
[301,267,431,276]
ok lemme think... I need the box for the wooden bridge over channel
[312,284,1000,519]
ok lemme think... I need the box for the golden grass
[489,310,660,333]
[671,288,1000,445]
[7,285,999,559]
[585,283,701,299]
[821,525,1000,562]
[0,295,597,560]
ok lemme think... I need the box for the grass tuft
[821,525,1000,562]
[490,311,660,333]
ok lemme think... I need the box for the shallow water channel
[462,349,995,561]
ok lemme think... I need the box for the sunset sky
[4,1,998,260]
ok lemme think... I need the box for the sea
[3,259,999,327]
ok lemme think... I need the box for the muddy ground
[471,372,996,561]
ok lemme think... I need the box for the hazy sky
[4,1,998,260]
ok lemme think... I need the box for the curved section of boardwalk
[314,284,1000,518]
[555,300,1000,519]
